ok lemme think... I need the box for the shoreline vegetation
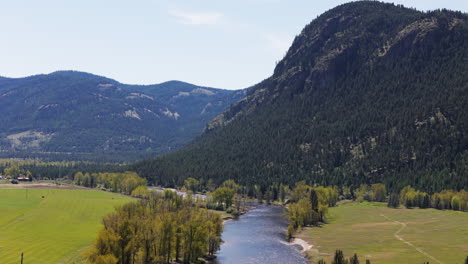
[2,166,467,263]
[83,191,224,264]
[0,180,244,264]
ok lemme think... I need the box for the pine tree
[332,250,345,264]
[350,253,359,264]
[387,193,400,208]
[310,189,319,212]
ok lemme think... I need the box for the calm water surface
[215,204,307,264]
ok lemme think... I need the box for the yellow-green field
[0,187,133,264]
[298,202,468,264]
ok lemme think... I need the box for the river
[215,204,308,264]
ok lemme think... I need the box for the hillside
[0,71,245,161]
[134,2,468,192]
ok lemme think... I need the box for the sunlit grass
[0,187,133,264]
[299,202,468,264]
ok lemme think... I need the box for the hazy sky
[1,0,467,90]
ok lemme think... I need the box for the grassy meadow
[299,202,468,264]
[0,187,133,264]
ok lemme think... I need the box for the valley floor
[0,187,133,264]
[297,202,468,264]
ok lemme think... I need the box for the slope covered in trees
[0,71,245,162]
[135,2,468,193]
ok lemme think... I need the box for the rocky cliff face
[210,2,464,129]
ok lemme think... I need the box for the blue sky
[1,0,467,90]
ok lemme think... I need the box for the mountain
[0,71,245,161]
[134,1,468,192]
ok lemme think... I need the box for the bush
[226,207,240,216]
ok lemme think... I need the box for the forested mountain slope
[135,2,468,192]
[0,71,245,161]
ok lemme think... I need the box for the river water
[215,204,308,264]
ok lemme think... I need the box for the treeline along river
[148,187,308,263]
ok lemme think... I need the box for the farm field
[298,202,468,264]
[0,186,134,264]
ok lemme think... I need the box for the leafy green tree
[211,187,235,210]
[400,186,415,204]
[84,192,223,264]
[371,184,386,202]
[184,177,200,193]
[74,172,84,185]
[342,186,352,199]
[4,165,21,179]
[221,179,240,191]
[74,171,146,195]
[355,185,370,202]
[130,185,150,198]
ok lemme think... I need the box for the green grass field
[0,187,133,264]
[299,202,468,264]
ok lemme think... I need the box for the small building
[17,177,32,182]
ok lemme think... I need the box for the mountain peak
[0,71,244,161]
[137,2,468,192]
[210,2,467,130]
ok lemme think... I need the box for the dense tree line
[343,183,467,212]
[83,191,223,264]
[74,171,147,195]
[353,184,387,203]
[133,2,468,194]
[0,159,125,180]
[1,164,31,179]
[286,183,338,239]
[396,186,468,211]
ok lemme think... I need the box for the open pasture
[0,187,133,264]
[299,202,468,264]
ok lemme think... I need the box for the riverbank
[289,237,313,252]
[214,204,308,264]
[148,186,260,221]
[294,202,468,264]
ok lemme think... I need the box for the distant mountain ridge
[0,71,245,161]
[135,1,468,192]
